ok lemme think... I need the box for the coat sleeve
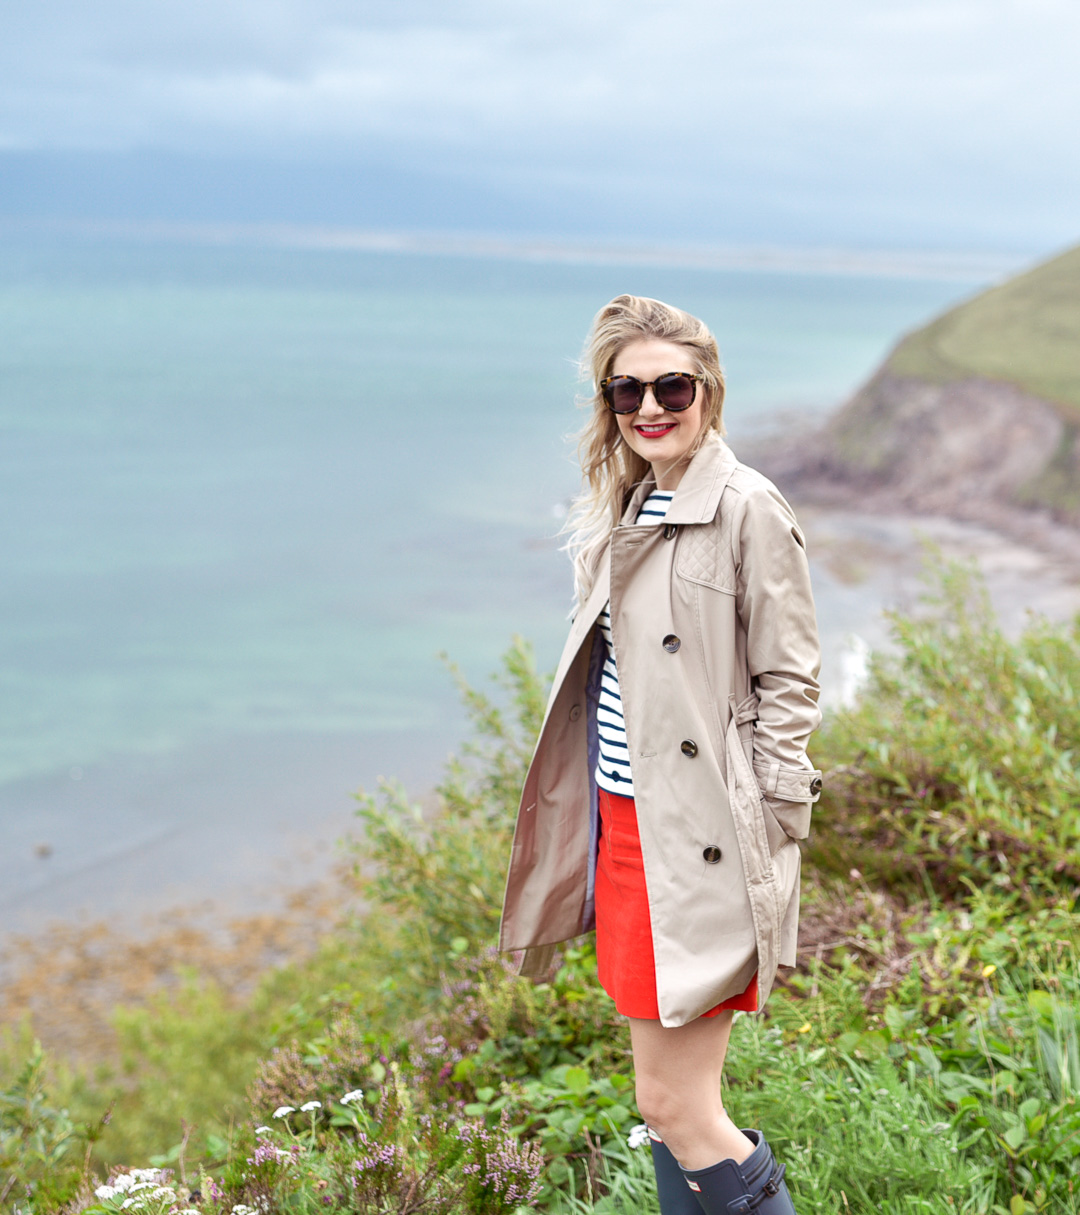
[733,481,823,839]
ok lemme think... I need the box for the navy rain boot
[647,1127,702,1215]
[681,1130,796,1214]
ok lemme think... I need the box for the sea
[0,228,996,934]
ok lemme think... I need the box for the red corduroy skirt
[595,786,758,1019]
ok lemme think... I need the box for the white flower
[254,1125,272,1135]
[627,1123,651,1150]
[300,1100,322,1112]
[95,1187,118,1200]
[120,1201,136,1211]
[341,1089,364,1105]
[272,1105,295,1119]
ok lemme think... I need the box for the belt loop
[766,762,780,795]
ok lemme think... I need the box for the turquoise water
[0,234,986,922]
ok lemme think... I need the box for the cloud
[1,0,1076,156]
[0,0,1077,248]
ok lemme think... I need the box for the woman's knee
[635,1072,716,1139]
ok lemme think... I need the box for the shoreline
[0,725,455,943]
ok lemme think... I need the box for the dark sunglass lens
[656,374,695,410]
[606,377,643,412]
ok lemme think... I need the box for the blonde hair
[563,294,725,607]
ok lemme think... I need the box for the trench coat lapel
[663,435,739,524]
[619,434,738,528]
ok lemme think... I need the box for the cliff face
[822,369,1080,522]
[760,242,1080,533]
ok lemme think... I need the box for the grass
[885,242,1080,419]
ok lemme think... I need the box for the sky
[1,0,1078,254]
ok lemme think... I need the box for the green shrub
[347,638,546,1004]
[0,1042,95,1210]
[811,559,1080,901]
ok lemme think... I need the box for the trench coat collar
[619,432,738,527]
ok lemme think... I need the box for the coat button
[569,704,582,722]
[703,845,722,864]
[662,634,681,653]
[810,775,823,795]
[680,739,698,757]
[663,523,678,540]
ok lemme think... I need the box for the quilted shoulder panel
[675,496,737,591]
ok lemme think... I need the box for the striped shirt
[595,490,674,797]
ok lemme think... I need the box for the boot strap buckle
[759,1161,786,1201]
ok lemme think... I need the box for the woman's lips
[635,422,677,437]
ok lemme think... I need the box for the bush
[0,1042,95,1210]
[345,638,546,1011]
[810,559,1080,901]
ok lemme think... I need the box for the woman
[499,295,822,1214]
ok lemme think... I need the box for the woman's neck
[651,458,689,492]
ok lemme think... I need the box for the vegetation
[3,562,1080,1213]
[886,242,1080,418]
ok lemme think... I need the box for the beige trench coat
[499,434,823,1027]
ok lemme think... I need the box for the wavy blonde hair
[564,294,726,607]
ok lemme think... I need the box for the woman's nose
[639,387,664,417]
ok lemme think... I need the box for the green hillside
[887,242,1080,421]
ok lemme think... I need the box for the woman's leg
[630,1013,798,1214]
[628,1011,754,1171]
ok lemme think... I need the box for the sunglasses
[600,372,702,414]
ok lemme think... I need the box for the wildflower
[982,963,997,978]
[249,1142,285,1166]
[272,1105,296,1119]
[341,1089,364,1105]
[254,1125,272,1135]
[300,1100,322,1112]
[95,1188,119,1200]
[627,1124,651,1150]
[797,1023,812,1034]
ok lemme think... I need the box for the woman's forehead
[611,337,697,373]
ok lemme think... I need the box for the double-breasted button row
[680,739,698,758]
[662,634,681,653]
[702,845,722,864]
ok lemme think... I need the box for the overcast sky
[2,0,1078,253]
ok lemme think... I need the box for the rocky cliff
[760,242,1080,549]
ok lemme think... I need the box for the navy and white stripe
[595,490,674,797]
